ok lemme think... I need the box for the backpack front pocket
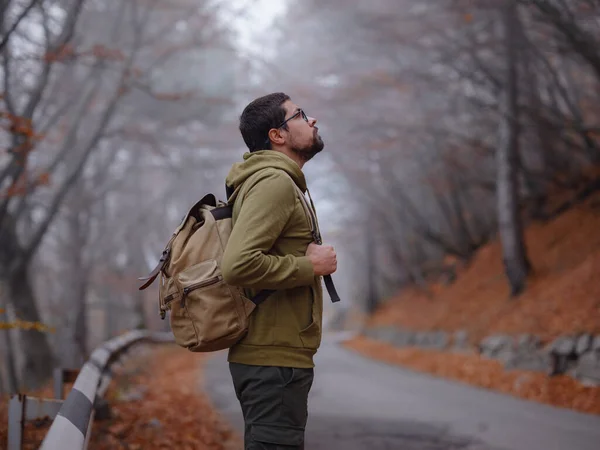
[180,275,222,307]
[169,259,250,351]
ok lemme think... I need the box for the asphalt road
[204,332,600,450]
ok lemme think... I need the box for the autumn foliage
[343,191,600,414]
[367,192,600,343]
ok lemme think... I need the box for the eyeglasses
[264,109,309,148]
[276,109,308,129]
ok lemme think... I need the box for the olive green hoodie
[221,150,323,368]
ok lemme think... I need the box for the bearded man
[222,92,339,449]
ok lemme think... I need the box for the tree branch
[0,0,41,52]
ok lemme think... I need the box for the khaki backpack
[138,173,340,353]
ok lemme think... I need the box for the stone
[574,351,600,386]
[549,336,576,356]
[380,327,398,344]
[516,334,540,352]
[548,353,574,375]
[495,348,517,364]
[396,331,444,350]
[579,351,600,365]
[391,330,414,348]
[413,332,430,348]
[479,335,513,359]
[365,326,396,343]
[414,331,448,349]
[576,334,593,356]
[505,351,551,373]
[432,331,449,350]
[592,336,600,352]
[453,330,469,350]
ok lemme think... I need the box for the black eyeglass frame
[276,109,308,129]
[264,109,309,147]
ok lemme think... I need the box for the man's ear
[268,128,285,146]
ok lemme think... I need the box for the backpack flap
[138,193,219,291]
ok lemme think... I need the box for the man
[221,92,337,449]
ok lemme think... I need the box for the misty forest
[1,0,600,399]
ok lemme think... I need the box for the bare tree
[266,0,598,301]
[0,0,41,52]
[496,2,531,296]
[0,0,238,388]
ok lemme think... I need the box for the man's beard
[291,133,324,163]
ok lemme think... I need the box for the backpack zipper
[180,275,222,307]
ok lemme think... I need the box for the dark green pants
[229,362,314,450]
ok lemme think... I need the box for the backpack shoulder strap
[281,173,341,303]
[223,168,341,304]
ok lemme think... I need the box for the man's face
[281,100,324,162]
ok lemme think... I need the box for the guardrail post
[53,368,64,400]
[53,368,80,399]
[39,330,174,449]
[7,394,24,450]
[82,409,95,450]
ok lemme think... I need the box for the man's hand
[306,242,337,276]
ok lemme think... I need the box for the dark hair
[239,92,290,152]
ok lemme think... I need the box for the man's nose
[308,116,317,126]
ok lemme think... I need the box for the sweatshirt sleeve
[221,170,315,290]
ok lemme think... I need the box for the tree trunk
[0,217,54,389]
[364,219,378,314]
[5,267,55,388]
[0,290,19,394]
[104,287,115,341]
[72,277,89,366]
[497,2,531,297]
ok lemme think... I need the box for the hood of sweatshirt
[225,150,307,202]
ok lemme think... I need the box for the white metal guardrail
[7,330,174,450]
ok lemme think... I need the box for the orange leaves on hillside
[463,13,474,23]
[369,192,600,342]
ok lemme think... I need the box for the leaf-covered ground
[368,193,600,343]
[0,345,240,450]
[89,345,240,450]
[349,193,600,415]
